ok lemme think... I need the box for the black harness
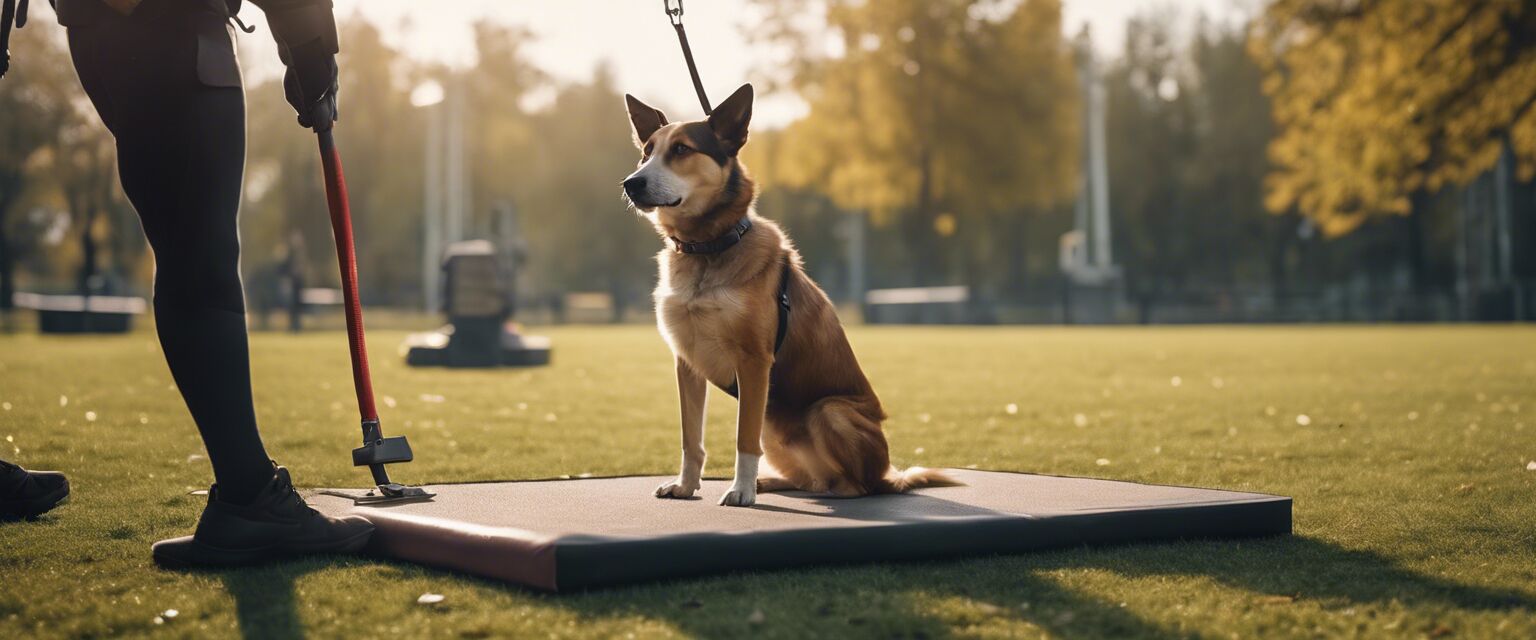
[672,216,792,398]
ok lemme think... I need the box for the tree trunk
[1406,189,1430,298]
[609,276,626,324]
[907,148,937,286]
[78,204,100,297]
[1006,211,1028,301]
[0,169,22,314]
[961,217,994,324]
[0,190,15,314]
[1269,216,1292,313]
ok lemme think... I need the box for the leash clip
[664,0,683,26]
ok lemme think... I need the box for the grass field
[2,324,1534,638]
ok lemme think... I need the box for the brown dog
[622,84,956,507]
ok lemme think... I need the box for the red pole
[317,131,379,422]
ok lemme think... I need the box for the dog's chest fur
[654,253,756,386]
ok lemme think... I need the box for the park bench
[864,285,970,324]
[13,292,147,334]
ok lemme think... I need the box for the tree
[467,20,541,245]
[0,21,75,315]
[1189,15,1281,292]
[53,123,129,296]
[517,64,655,318]
[242,17,428,306]
[1105,12,1201,302]
[750,0,1079,287]
[332,18,428,304]
[1251,0,1536,288]
[1103,8,1302,314]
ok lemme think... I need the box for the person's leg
[68,2,271,504]
[66,3,372,566]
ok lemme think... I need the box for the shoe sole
[152,527,375,569]
[0,479,70,520]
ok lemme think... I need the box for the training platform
[309,469,1290,591]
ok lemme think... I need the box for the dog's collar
[669,216,752,254]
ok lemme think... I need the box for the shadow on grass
[211,566,308,640]
[1079,536,1535,612]
[186,535,1535,638]
[195,559,355,640]
[541,535,1534,638]
[556,561,1186,638]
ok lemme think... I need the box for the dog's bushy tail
[876,466,963,494]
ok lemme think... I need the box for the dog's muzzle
[622,175,649,202]
[623,175,681,209]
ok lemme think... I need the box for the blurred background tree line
[1,0,1532,325]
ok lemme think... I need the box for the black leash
[661,1,789,398]
[0,0,29,80]
[665,0,712,116]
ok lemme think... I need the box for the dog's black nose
[623,176,647,200]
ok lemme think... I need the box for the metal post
[1494,143,1513,286]
[1456,186,1469,320]
[423,100,444,313]
[445,78,465,247]
[1087,70,1112,269]
[846,211,867,307]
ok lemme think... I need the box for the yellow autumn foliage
[1251,0,1536,236]
[749,0,1080,224]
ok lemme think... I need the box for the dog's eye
[672,144,693,157]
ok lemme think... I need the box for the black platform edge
[549,496,1291,591]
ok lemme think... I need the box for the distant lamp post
[1064,27,1117,286]
[412,79,469,315]
[1061,27,1122,324]
[414,80,445,314]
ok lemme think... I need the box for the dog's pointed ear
[708,84,753,156]
[626,94,668,148]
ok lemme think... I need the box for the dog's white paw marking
[718,452,760,506]
[655,478,698,499]
[718,483,756,507]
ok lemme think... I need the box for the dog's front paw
[655,478,699,499]
[718,485,757,507]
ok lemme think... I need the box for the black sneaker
[152,466,374,568]
[0,459,70,519]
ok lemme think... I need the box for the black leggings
[69,3,272,502]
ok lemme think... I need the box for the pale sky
[229,0,1242,128]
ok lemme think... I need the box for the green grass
[2,324,1534,638]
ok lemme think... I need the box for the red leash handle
[318,130,379,422]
